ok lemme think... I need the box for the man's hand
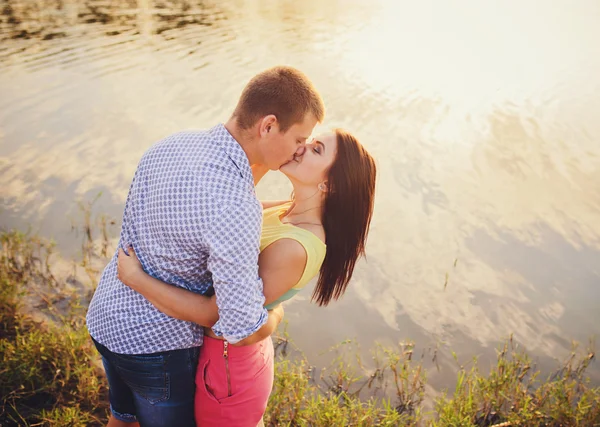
[232,304,284,346]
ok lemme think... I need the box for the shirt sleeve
[205,199,268,343]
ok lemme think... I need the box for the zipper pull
[223,341,229,359]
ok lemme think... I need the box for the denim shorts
[92,336,200,427]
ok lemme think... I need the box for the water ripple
[1,0,600,387]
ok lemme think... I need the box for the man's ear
[259,115,278,137]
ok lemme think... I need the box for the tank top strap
[275,227,326,290]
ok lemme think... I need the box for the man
[86,66,324,427]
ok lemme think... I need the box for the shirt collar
[210,123,254,186]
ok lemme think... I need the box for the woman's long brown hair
[312,129,377,306]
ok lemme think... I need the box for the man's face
[279,132,338,186]
[259,113,318,170]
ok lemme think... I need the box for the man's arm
[233,239,306,346]
[205,200,268,344]
[234,304,284,346]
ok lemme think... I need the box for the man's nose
[294,145,306,157]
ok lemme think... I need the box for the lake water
[1,0,599,390]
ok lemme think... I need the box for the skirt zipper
[223,341,232,397]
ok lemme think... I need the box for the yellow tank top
[261,202,327,310]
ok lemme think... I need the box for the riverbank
[2,229,599,426]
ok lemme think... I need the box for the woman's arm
[117,248,219,327]
[116,244,303,342]
[259,239,307,306]
[261,200,292,210]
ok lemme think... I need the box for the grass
[1,228,599,426]
[433,340,599,427]
[0,230,109,425]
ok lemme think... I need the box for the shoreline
[1,228,598,426]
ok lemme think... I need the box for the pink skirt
[195,336,274,426]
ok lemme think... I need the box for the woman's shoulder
[270,227,327,271]
[294,223,326,246]
[260,238,308,271]
[269,230,325,290]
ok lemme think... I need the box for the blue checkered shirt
[86,124,268,354]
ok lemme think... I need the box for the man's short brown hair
[232,66,325,132]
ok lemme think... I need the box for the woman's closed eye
[311,140,325,155]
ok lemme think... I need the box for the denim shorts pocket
[114,353,170,404]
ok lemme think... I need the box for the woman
[116,128,376,426]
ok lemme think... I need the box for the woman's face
[279,132,338,186]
